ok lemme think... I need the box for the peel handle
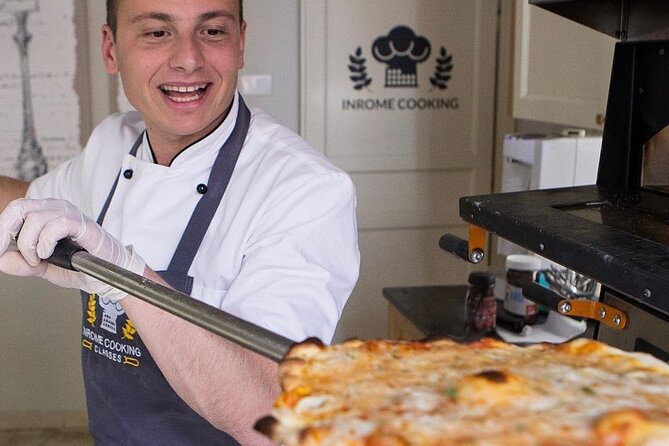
[8,237,294,362]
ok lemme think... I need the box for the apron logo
[99,296,125,334]
[121,319,136,341]
[81,294,143,367]
[86,293,97,326]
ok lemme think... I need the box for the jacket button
[196,184,208,194]
[123,169,133,179]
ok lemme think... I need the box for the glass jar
[465,271,497,335]
[504,254,542,325]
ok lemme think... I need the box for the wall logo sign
[372,26,431,88]
[345,25,456,112]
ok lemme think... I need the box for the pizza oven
[441,0,669,360]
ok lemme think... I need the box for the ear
[101,24,120,75]
[238,20,247,69]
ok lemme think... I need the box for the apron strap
[167,96,252,274]
[95,95,251,277]
[96,131,145,226]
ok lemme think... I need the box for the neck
[144,105,234,166]
[147,136,191,166]
[151,141,183,166]
[145,119,227,166]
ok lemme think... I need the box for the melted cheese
[268,338,669,446]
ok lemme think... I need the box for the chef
[0,0,360,445]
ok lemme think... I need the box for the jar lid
[468,271,496,286]
[505,254,543,271]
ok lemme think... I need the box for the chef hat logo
[372,26,431,87]
[99,296,125,334]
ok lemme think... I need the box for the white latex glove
[0,198,145,302]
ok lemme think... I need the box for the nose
[169,34,204,73]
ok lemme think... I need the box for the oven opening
[642,124,669,194]
[556,201,669,246]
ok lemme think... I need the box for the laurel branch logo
[122,319,137,341]
[430,46,453,90]
[348,47,372,91]
[87,294,97,327]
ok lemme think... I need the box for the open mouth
[160,83,210,103]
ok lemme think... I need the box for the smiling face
[102,0,246,163]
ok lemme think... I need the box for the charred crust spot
[286,337,324,352]
[254,416,278,436]
[475,370,508,383]
[283,338,326,360]
[302,336,326,347]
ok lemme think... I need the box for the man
[0,0,359,444]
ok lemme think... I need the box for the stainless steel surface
[469,249,484,264]
[543,266,598,299]
[597,291,669,356]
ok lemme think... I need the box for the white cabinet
[513,0,616,130]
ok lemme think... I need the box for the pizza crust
[260,337,669,446]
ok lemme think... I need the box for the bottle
[465,271,497,335]
[504,254,543,325]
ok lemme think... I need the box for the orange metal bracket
[557,299,628,330]
[468,225,487,263]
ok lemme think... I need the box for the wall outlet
[239,74,272,96]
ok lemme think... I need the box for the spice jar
[465,271,497,335]
[504,254,542,325]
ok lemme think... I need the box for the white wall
[241,0,300,132]
[0,279,84,428]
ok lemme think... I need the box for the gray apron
[80,97,251,445]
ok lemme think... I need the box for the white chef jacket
[27,93,360,343]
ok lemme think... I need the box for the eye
[201,27,227,40]
[141,28,170,41]
[148,30,167,38]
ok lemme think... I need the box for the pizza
[255,337,669,446]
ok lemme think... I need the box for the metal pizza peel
[7,238,295,362]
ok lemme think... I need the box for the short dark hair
[106,0,244,37]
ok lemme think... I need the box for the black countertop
[383,285,470,341]
[384,285,596,343]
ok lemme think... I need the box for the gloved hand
[0,198,145,302]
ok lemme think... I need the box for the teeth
[161,83,208,93]
[171,95,200,103]
[160,83,208,103]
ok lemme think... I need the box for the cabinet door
[513,0,616,130]
[301,0,499,341]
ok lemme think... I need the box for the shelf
[460,185,669,316]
